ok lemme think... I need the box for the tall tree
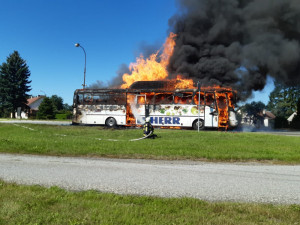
[0,51,31,117]
[267,81,300,118]
[36,97,55,119]
[50,95,63,112]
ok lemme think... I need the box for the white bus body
[72,87,238,130]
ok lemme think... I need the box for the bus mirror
[210,111,218,116]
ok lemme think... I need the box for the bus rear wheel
[105,117,117,128]
[193,119,205,130]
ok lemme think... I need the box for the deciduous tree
[50,95,63,112]
[267,81,300,118]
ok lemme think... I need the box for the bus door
[216,92,228,128]
[135,94,147,124]
[204,92,218,127]
[126,94,136,125]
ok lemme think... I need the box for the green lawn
[1,180,299,225]
[1,123,300,163]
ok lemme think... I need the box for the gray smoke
[168,0,300,100]
[88,64,130,89]
[136,41,162,59]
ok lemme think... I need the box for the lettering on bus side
[140,117,181,125]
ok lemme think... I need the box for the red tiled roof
[27,96,44,106]
[265,111,276,119]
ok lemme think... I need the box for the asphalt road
[0,120,71,126]
[1,153,300,204]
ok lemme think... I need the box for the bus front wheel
[193,119,205,130]
[105,117,117,128]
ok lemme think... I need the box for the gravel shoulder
[1,153,300,204]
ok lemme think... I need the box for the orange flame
[120,32,236,129]
[121,33,176,89]
[175,75,195,89]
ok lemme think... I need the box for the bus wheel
[193,119,205,130]
[105,117,117,128]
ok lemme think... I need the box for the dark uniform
[143,121,156,139]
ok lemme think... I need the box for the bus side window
[193,92,204,105]
[205,93,215,108]
[137,96,145,105]
[145,94,155,104]
[115,94,126,105]
[84,94,93,105]
[154,93,173,104]
[103,93,126,105]
[93,95,100,103]
[77,94,84,104]
[174,92,193,104]
[108,93,125,105]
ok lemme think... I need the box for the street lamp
[75,43,87,89]
[197,81,201,132]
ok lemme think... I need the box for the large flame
[121,33,177,89]
[121,32,235,129]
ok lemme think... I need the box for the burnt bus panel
[72,85,237,128]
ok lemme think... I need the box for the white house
[287,112,297,124]
[15,95,45,119]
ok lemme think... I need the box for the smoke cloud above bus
[168,0,300,100]
[90,0,300,101]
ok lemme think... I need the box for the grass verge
[0,180,300,225]
[1,123,300,163]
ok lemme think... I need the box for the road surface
[0,119,71,125]
[0,153,299,204]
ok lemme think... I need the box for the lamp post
[75,43,87,89]
[197,81,201,132]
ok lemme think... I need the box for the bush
[290,114,300,129]
[55,112,72,120]
[274,116,289,129]
[55,114,67,120]
[290,98,300,130]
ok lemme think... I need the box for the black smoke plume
[168,0,300,100]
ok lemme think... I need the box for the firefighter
[143,117,157,139]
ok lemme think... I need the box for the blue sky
[0,0,273,105]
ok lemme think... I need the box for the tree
[239,101,266,127]
[63,103,72,111]
[36,97,55,119]
[50,95,63,112]
[0,51,31,118]
[267,81,300,118]
[291,98,300,129]
[240,101,266,117]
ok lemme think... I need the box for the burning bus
[72,80,238,130]
[72,33,238,129]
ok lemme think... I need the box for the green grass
[0,180,300,225]
[0,123,300,163]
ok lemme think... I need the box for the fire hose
[130,131,153,141]
[13,123,154,142]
